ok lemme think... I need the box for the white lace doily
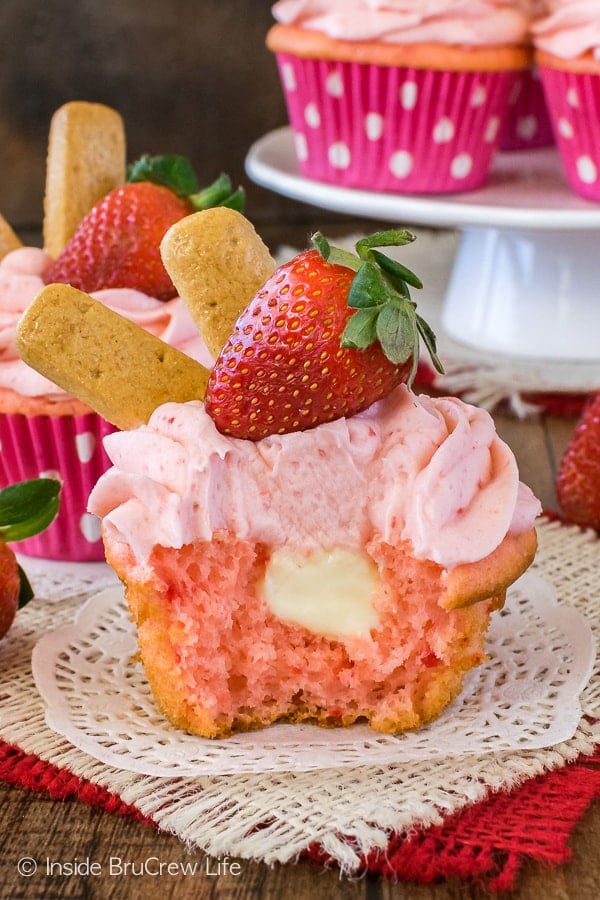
[16,553,119,602]
[30,571,594,777]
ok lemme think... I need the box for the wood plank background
[0,0,317,239]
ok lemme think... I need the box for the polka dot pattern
[400,80,418,110]
[365,112,384,141]
[498,69,555,151]
[275,53,521,193]
[538,66,600,202]
[75,431,97,464]
[0,411,116,560]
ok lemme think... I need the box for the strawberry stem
[311,230,444,385]
[189,174,245,212]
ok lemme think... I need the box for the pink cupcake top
[531,0,600,59]
[516,0,547,15]
[0,247,212,400]
[272,0,530,45]
[89,384,541,572]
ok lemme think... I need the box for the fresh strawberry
[556,392,600,530]
[44,156,244,301]
[205,230,443,440]
[0,542,20,640]
[0,478,60,639]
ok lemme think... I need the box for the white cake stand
[245,127,600,392]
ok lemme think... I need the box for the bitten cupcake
[533,0,600,200]
[267,0,531,193]
[17,218,542,738]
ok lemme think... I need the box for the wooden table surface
[1,223,598,899]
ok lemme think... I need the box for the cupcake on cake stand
[246,128,600,398]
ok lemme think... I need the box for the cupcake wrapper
[499,67,555,151]
[275,53,520,193]
[0,411,116,561]
[538,66,600,201]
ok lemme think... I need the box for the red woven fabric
[1,737,599,891]
[415,362,589,419]
[519,392,588,418]
[305,751,600,891]
[0,740,152,825]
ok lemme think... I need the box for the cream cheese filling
[261,547,381,638]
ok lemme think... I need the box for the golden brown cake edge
[267,24,531,71]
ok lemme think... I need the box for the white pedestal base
[442,227,600,361]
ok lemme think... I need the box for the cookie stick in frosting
[16,284,210,430]
[160,207,276,359]
[43,101,126,259]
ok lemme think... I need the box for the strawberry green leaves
[189,173,246,213]
[127,153,200,196]
[127,154,245,211]
[312,230,443,386]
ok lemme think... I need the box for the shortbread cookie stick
[43,101,126,259]
[0,213,22,260]
[161,207,276,358]
[16,284,209,430]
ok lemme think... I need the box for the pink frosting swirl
[89,385,541,572]
[272,0,530,46]
[0,247,213,400]
[532,0,600,59]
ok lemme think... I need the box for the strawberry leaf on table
[0,478,61,614]
[0,478,61,543]
[205,229,444,441]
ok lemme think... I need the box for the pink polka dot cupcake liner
[499,67,555,151]
[0,411,117,561]
[274,53,521,194]
[537,66,600,201]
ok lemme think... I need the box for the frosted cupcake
[3,101,242,561]
[532,0,600,200]
[18,214,542,737]
[0,246,211,560]
[89,389,540,737]
[82,224,541,738]
[267,0,531,193]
